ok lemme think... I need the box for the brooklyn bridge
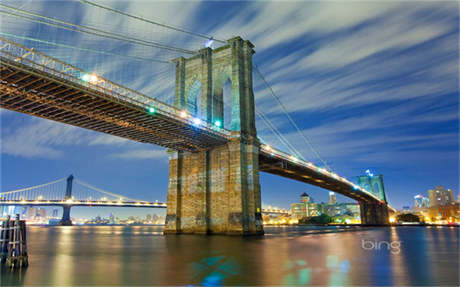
[0,2,394,235]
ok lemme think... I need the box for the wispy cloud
[108,149,167,161]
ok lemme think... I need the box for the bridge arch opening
[213,71,234,130]
[223,78,232,129]
[186,79,203,118]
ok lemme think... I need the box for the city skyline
[1,0,458,215]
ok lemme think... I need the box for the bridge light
[37,195,43,200]
[81,73,90,82]
[180,110,187,118]
[290,155,297,162]
[148,107,156,114]
[264,145,272,151]
[193,118,201,126]
[365,169,374,177]
[214,120,222,127]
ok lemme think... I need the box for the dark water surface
[1,225,458,286]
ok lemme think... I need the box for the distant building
[290,193,320,219]
[322,202,360,218]
[28,207,36,219]
[428,186,455,207]
[414,194,430,208]
[36,208,47,218]
[328,192,337,205]
[300,192,310,203]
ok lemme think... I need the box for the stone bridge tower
[164,37,263,235]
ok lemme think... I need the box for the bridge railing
[260,144,383,203]
[0,37,233,138]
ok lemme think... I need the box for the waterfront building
[290,193,320,219]
[321,202,360,218]
[27,207,36,219]
[37,207,47,218]
[328,192,337,205]
[300,192,310,203]
[428,186,455,207]
[414,195,430,208]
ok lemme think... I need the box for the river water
[1,225,458,286]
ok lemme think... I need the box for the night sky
[1,0,458,219]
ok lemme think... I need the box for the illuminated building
[322,203,360,218]
[28,207,36,219]
[428,186,455,207]
[328,192,337,205]
[290,193,320,219]
[300,192,310,203]
[414,195,430,208]
[36,207,47,218]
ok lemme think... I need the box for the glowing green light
[214,120,221,127]
[148,107,155,114]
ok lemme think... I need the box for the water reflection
[0,226,458,286]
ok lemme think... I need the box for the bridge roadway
[0,37,394,212]
[0,199,167,208]
[0,200,287,215]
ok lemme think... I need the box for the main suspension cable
[0,32,172,64]
[0,4,195,54]
[253,63,332,171]
[79,0,226,44]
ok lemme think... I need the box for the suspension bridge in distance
[0,175,288,225]
[0,35,394,235]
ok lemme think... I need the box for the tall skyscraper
[328,192,337,205]
[428,186,455,207]
[414,194,430,208]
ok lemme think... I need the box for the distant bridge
[0,175,289,224]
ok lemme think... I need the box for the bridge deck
[0,48,230,152]
[259,149,388,205]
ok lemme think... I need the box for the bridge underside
[260,152,371,202]
[259,152,390,225]
[0,58,228,152]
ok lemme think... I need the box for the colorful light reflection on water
[1,225,458,286]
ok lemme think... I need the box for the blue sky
[1,0,458,218]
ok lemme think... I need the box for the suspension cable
[0,177,66,195]
[253,63,332,171]
[0,32,172,64]
[255,108,305,160]
[79,0,226,44]
[0,4,195,54]
[217,84,304,158]
[74,179,141,202]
